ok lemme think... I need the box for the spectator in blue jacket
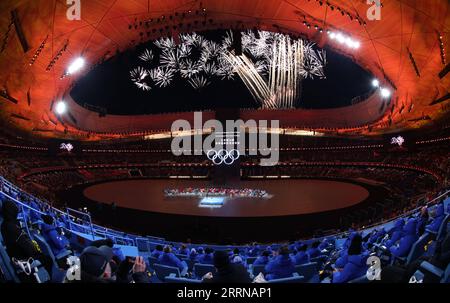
[292,244,310,265]
[390,218,419,258]
[264,246,296,280]
[188,248,198,261]
[157,245,188,276]
[425,204,445,233]
[333,234,368,283]
[385,219,405,247]
[319,239,332,251]
[230,248,245,262]
[342,230,357,250]
[41,215,70,257]
[307,241,322,259]
[150,245,163,259]
[29,200,42,223]
[197,247,214,265]
[253,250,271,266]
[178,244,189,256]
[364,228,386,250]
[416,207,429,236]
[247,243,261,257]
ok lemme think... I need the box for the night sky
[71,30,373,115]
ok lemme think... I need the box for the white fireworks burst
[130,67,153,91]
[253,31,276,59]
[301,44,327,79]
[221,31,233,50]
[216,55,236,79]
[129,30,326,107]
[152,66,175,87]
[201,62,219,76]
[135,82,152,91]
[253,60,268,74]
[154,37,176,50]
[179,59,201,79]
[178,43,192,58]
[181,32,206,48]
[189,75,210,89]
[160,49,179,68]
[138,49,154,62]
[130,66,148,82]
[201,41,222,63]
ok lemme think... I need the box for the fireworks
[189,75,210,90]
[179,59,201,79]
[129,30,326,108]
[138,49,154,62]
[130,67,152,91]
[152,66,175,88]
[154,37,176,49]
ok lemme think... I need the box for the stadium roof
[0,0,449,139]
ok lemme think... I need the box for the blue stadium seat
[443,263,450,283]
[148,256,159,270]
[436,214,450,241]
[0,244,20,282]
[418,261,450,283]
[392,232,431,265]
[268,273,304,283]
[295,262,319,283]
[153,263,181,282]
[165,273,202,283]
[31,260,51,283]
[136,238,149,252]
[194,263,216,278]
[182,258,195,272]
[348,275,369,283]
[31,232,69,283]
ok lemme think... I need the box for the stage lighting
[327,31,359,49]
[351,41,360,49]
[67,57,85,74]
[372,79,380,87]
[55,101,67,115]
[345,37,353,48]
[380,88,391,98]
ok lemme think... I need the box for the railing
[66,207,95,240]
[0,176,138,246]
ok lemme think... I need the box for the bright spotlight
[352,41,360,49]
[336,33,345,43]
[372,79,380,87]
[67,57,85,74]
[380,88,391,98]
[55,101,67,115]
[345,37,353,48]
[329,32,336,40]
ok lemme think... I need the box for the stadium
[0,0,449,289]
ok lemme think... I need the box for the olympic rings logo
[206,149,240,165]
